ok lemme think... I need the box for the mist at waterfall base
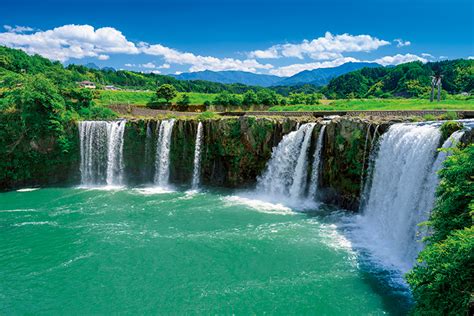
[2,119,470,314]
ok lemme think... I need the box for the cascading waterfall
[105,122,126,186]
[191,122,204,189]
[355,123,465,273]
[257,123,317,201]
[154,119,175,186]
[79,120,126,186]
[308,125,326,199]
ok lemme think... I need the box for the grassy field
[269,98,474,111]
[95,90,217,106]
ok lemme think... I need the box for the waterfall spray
[308,125,326,199]
[191,122,204,189]
[79,120,126,186]
[154,119,175,186]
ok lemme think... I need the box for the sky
[0,0,473,77]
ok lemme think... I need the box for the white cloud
[124,63,135,67]
[269,57,361,77]
[3,25,35,33]
[248,47,280,59]
[140,62,156,69]
[468,56,474,60]
[249,32,390,60]
[0,24,139,62]
[372,53,427,66]
[394,38,411,47]
[140,42,273,73]
[98,54,109,60]
[439,56,448,59]
[421,53,434,58]
[158,63,170,69]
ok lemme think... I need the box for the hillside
[278,62,381,86]
[323,59,474,98]
[0,46,268,94]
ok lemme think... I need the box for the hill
[278,62,381,86]
[323,59,474,98]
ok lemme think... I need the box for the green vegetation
[95,90,217,107]
[156,84,178,104]
[269,98,474,111]
[406,144,474,315]
[324,60,474,99]
[0,72,115,189]
[0,46,272,94]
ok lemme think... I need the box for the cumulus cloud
[468,56,474,60]
[140,62,156,69]
[394,38,411,47]
[0,24,139,62]
[158,63,170,69]
[269,57,360,77]
[249,32,390,60]
[421,53,434,58]
[98,54,109,60]
[124,63,135,67]
[140,42,273,72]
[372,53,427,66]
[3,25,35,33]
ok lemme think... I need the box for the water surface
[0,187,410,314]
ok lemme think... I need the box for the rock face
[119,116,385,210]
[8,114,446,211]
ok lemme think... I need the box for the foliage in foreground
[0,73,115,188]
[406,144,474,315]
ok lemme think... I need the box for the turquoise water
[0,187,410,314]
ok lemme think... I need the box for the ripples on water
[0,187,411,314]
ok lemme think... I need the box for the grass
[95,90,216,106]
[269,98,474,111]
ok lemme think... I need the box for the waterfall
[79,120,126,186]
[257,123,316,201]
[355,123,465,273]
[191,122,204,190]
[154,119,175,186]
[308,125,326,199]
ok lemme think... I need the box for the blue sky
[1,0,473,76]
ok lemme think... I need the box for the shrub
[439,120,463,139]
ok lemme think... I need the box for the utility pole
[430,75,442,102]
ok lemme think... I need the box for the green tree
[176,93,190,106]
[242,90,258,105]
[257,90,279,106]
[156,84,177,104]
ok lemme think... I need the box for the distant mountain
[84,62,100,70]
[171,70,283,87]
[278,62,382,86]
[171,63,382,87]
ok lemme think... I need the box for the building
[104,85,121,91]
[78,80,96,89]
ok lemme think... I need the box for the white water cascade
[308,125,326,199]
[257,123,317,202]
[355,123,465,273]
[191,122,204,189]
[79,120,126,186]
[154,119,175,186]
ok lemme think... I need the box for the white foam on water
[16,188,40,192]
[222,195,294,215]
[13,221,58,227]
[133,186,174,195]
